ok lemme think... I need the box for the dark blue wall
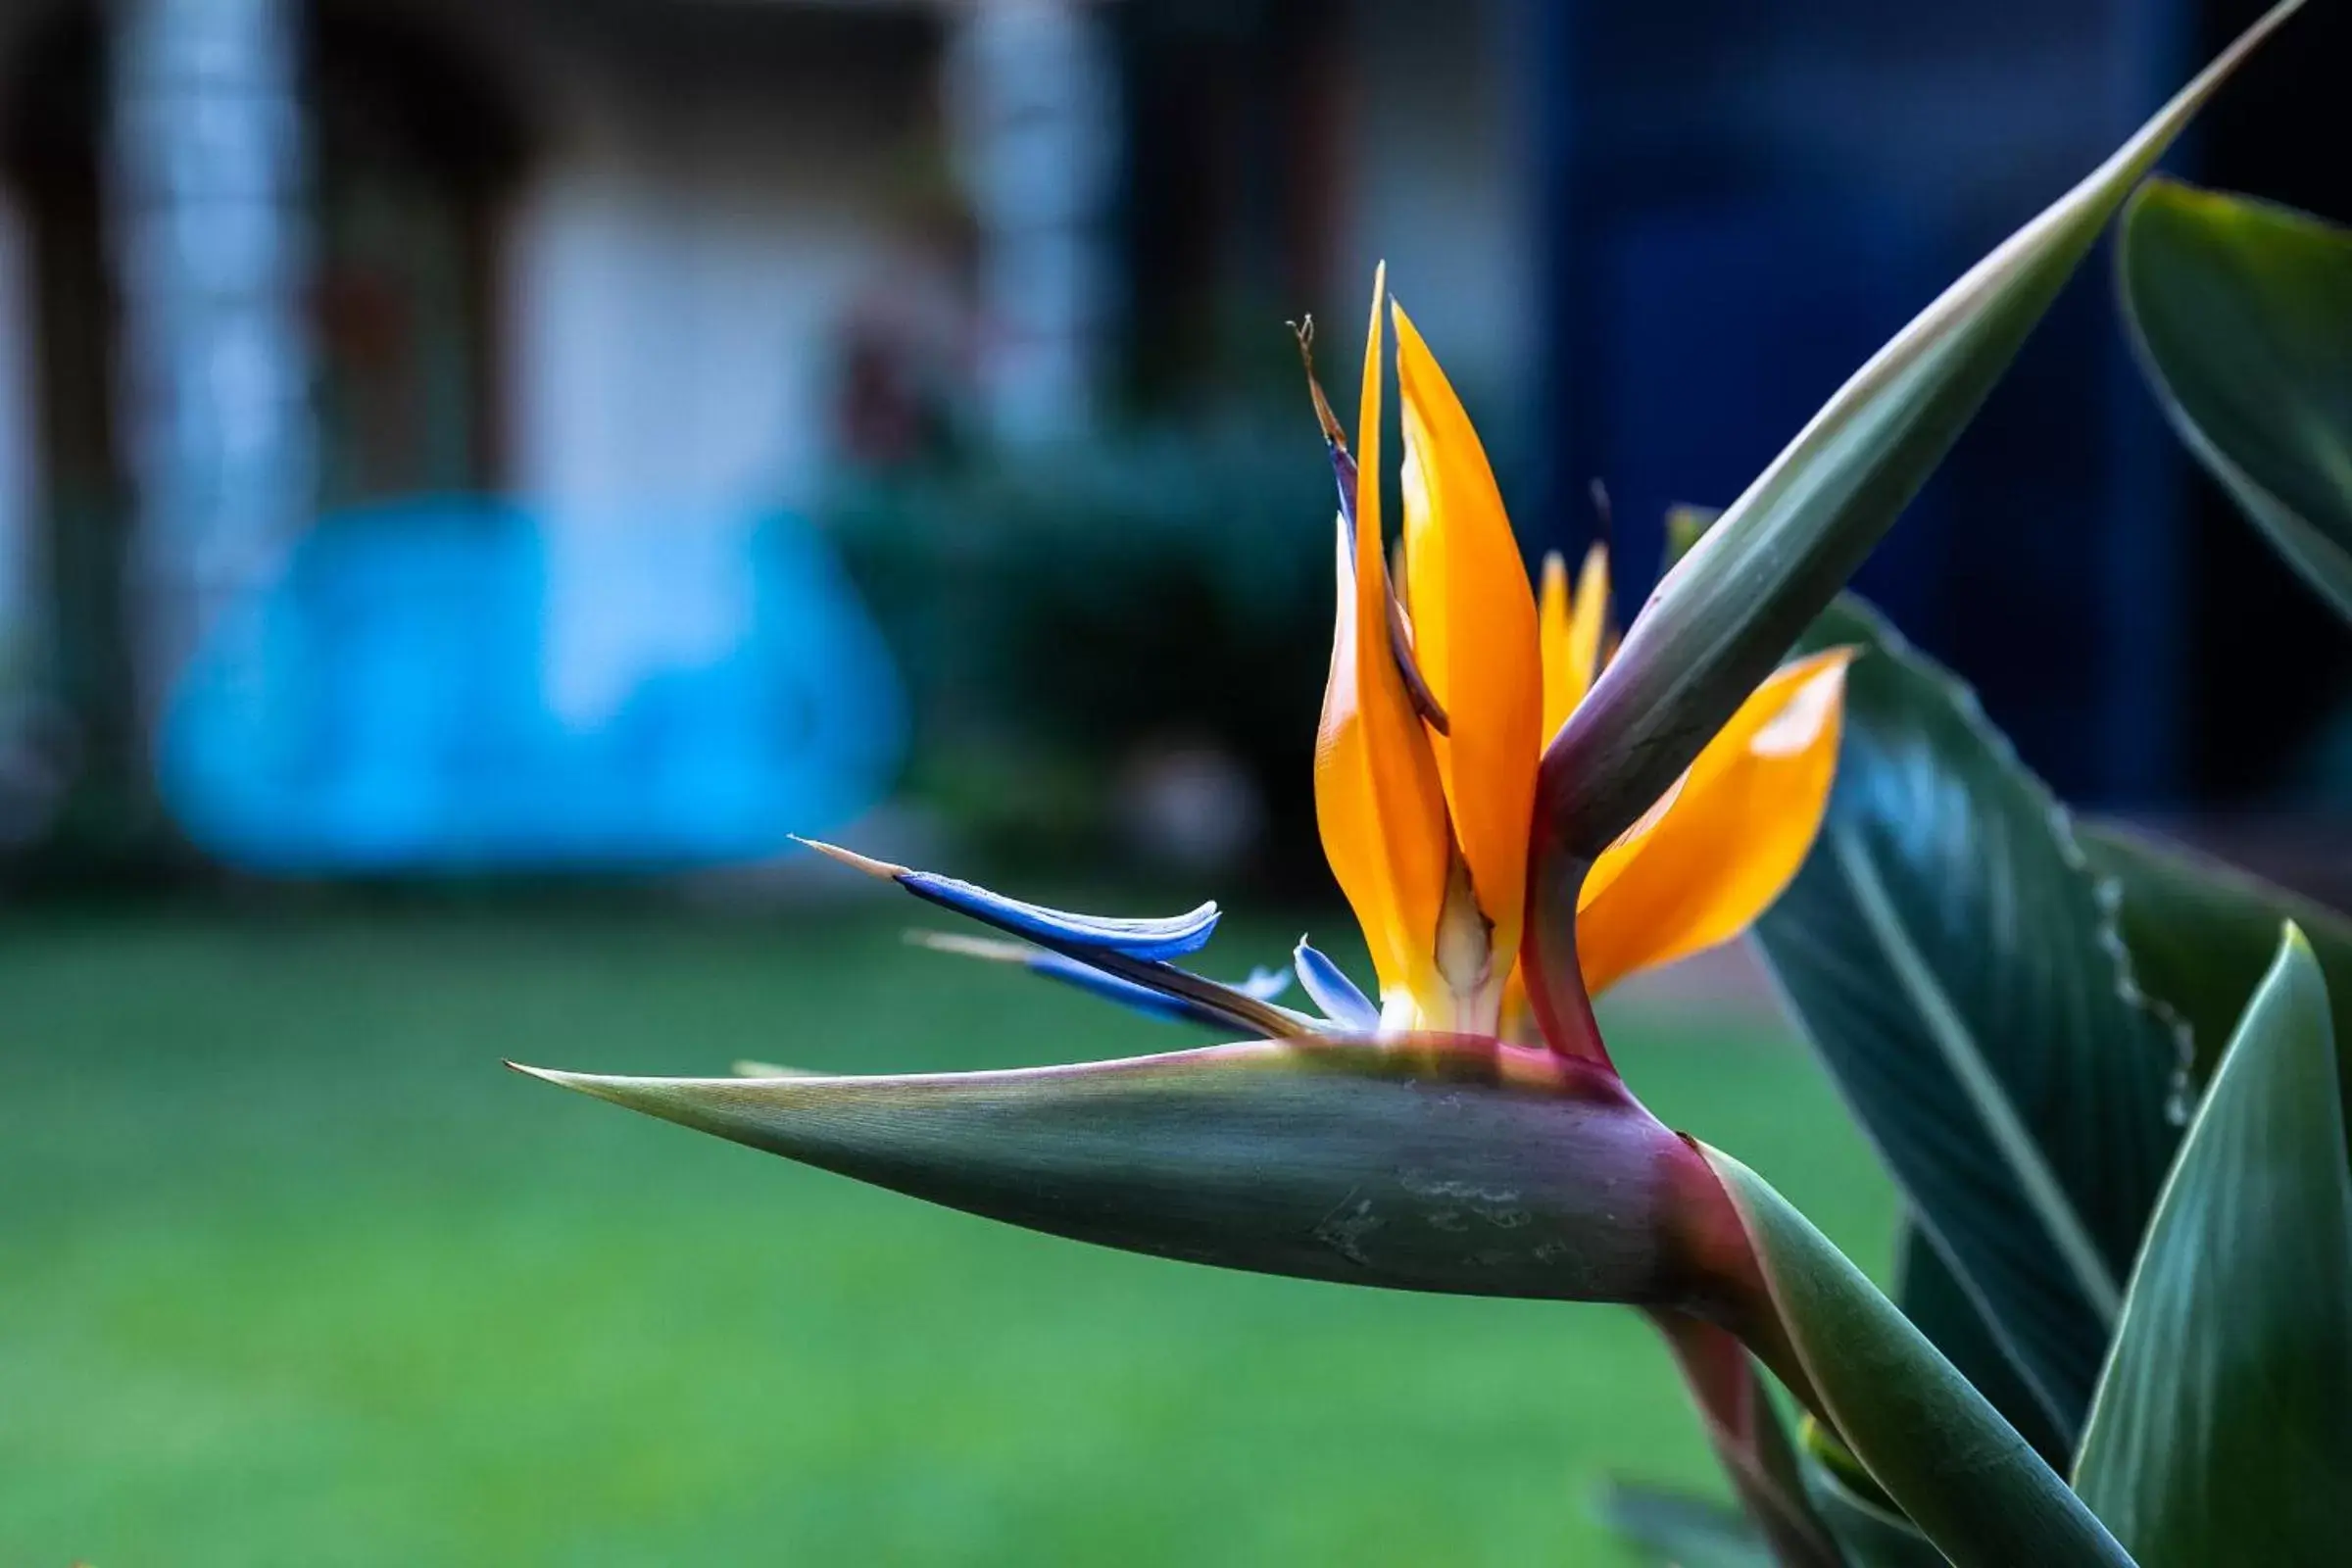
[1528,0,2194,805]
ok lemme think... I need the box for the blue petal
[899,871,1219,961]
[1024,950,1228,1028]
[1026,956,1302,1036]
[1327,444,1359,533]
[1235,965,1295,1004]
[909,931,1307,1038]
[1294,939,1381,1032]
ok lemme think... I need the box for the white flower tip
[792,835,909,880]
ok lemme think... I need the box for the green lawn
[0,898,1893,1566]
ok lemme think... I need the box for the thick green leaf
[1892,1222,2068,1466]
[2120,178,2352,619]
[1532,0,2302,861]
[1702,1149,2132,1568]
[1798,1429,1945,1568]
[1750,599,2180,1446]
[1593,1482,1777,1568]
[2080,821,2352,1121]
[2074,927,2352,1566]
[512,1039,1748,1306]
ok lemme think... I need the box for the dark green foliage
[2074,930,2352,1566]
[824,427,1334,876]
[1705,1150,2132,1568]
[1751,599,2179,1446]
[2122,179,2352,620]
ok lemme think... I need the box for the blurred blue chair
[158,498,906,873]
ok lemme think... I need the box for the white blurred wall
[492,11,943,521]
[464,5,948,727]
[0,0,1541,607]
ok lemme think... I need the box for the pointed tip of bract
[508,1059,632,1094]
[505,1060,789,1137]
[790,835,909,880]
[506,1059,597,1094]
[514,1057,832,1104]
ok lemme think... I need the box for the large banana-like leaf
[2074,927,2352,1566]
[2080,821,2352,1132]
[1532,0,2302,862]
[512,1039,1747,1307]
[1703,1150,2132,1568]
[2119,178,2352,620]
[1892,1222,2067,1466]
[1750,599,2179,1446]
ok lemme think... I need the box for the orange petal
[1539,553,1573,743]
[1314,269,1450,1001]
[1391,301,1542,964]
[1570,544,1611,698]
[1541,543,1611,745]
[1574,649,1855,994]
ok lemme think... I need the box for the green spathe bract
[2121,178,2352,619]
[513,1040,1746,1310]
[2074,927,2352,1567]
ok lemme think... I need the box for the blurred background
[0,0,2344,1563]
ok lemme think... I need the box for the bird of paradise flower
[794,270,1849,1065]
[511,9,2301,1553]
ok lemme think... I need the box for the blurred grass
[0,897,1893,1566]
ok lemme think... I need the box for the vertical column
[107,0,314,724]
[945,0,1119,450]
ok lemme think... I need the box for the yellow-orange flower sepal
[1573,647,1856,995]
[1311,266,1454,1017]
